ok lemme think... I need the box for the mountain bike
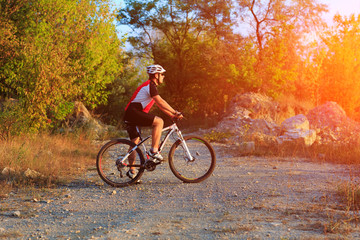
[96,119,216,187]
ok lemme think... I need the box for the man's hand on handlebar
[173,111,184,121]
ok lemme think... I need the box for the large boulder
[228,92,279,122]
[307,101,348,129]
[204,93,359,151]
[307,102,360,145]
[213,92,281,138]
[277,114,317,146]
[64,102,116,139]
[280,114,309,132]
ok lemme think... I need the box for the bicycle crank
[144,160,156,171]
[144,160,162,171]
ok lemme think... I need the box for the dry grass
[311,143,360,164]
[275,95,315,124]
[0,133,98,195]
[337,181,360,211]
[248,139,360,165]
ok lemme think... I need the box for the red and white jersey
[125,80,159,113]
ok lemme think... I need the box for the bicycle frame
[119,122,194,166]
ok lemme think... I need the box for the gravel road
[1,143,360,239]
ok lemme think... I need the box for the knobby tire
[168,135,216,183]
[96,139,145,187]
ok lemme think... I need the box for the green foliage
[0,99,33,140]
[0,0,124,133]
[318,14,360,120]
[294,42,326,105]
[94,53,148,126]
[259,24,299,99]
[119,0,243,117]
[227,42,261,90]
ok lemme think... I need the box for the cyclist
[124,64,183,179]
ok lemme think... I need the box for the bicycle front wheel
[96,139,145,187]
[168,135,216,183]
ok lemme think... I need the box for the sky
[111,0,360,36]
[323,0,360,23]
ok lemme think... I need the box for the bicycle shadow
[61,179,100,189]
[58,169,104,189]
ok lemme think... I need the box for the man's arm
[153,95,179,118]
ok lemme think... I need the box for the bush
[0,99,33,140]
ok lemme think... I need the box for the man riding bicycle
[124,64,183,178]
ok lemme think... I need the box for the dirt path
[1,143,360,239]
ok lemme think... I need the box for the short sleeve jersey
[125,80,159,113]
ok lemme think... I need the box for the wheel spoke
[169,136,216,183]
[96,139,145,187]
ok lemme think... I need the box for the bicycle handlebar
[172,111,184,123]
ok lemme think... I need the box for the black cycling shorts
[124,103,155,139]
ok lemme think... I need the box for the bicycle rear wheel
[96,139,145,187]
[168,135,216,183]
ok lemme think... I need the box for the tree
[235,0,327,98]
[236,0,327,52]
[0,0,123,132]
[95,52,148,126]
[232,0,326,98]
[118,0,247,117]
[319,14,360,120]
[117,0,329,119]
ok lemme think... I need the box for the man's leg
[151,116,164,152]
[129,137,140,173]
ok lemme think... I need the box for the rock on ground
[205,93,360,148]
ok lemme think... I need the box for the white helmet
[146,64,166,74]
